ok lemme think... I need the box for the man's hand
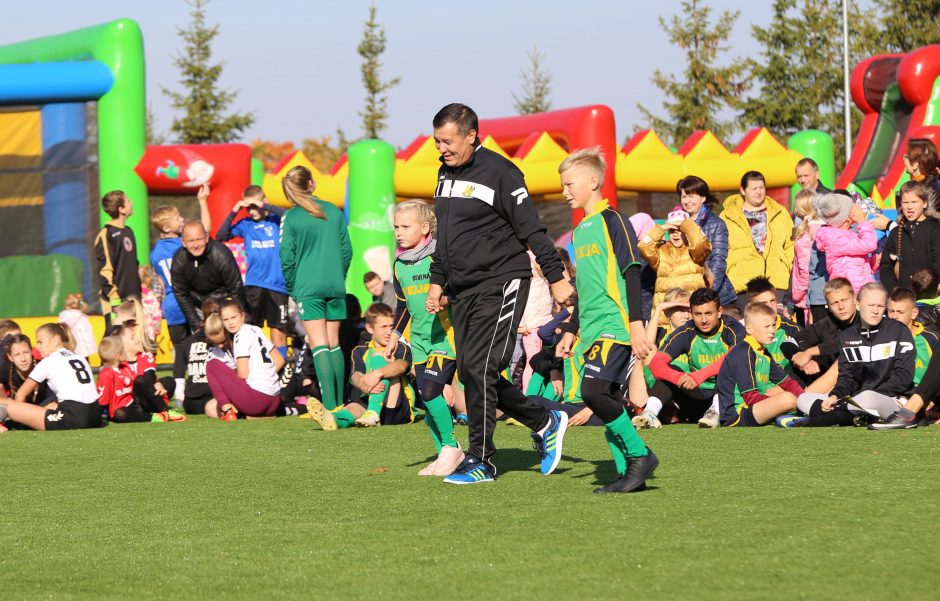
[556,332,576,359]
[197,183,210,204]
[629,321,653,361]
[822,396,838,412]
[550,279,575,307]
[426,284,443,314]
[677,373,698,390]
[384,332,400,361]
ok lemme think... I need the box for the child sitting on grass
[111,324,185,422]
[0,323,100,433]
[307,303,416,431]
[0,334,54,406]
[716,302,803,427]
[96,335,185,423]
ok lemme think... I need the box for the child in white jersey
[206,299,285,420]
[0,323,100,432]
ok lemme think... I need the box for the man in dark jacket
[794,282,915,426]
[426,103,575,484]
[171,221,245,332]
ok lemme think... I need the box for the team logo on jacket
[124,237,134,252]
[462,184,475,197]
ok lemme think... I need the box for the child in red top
[105,325,186,423]
[96,336,135,420]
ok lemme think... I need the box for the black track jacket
[830,316,915,399]
[170,239,245,330]
[430,141,564,299]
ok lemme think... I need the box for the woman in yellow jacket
[720,171,794,306]
[638,207,712,309]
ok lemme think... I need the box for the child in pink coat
[790,190,823,323]
[813,193,877,293]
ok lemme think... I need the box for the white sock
[646,396,663,417]
[709,395,719,413]
[174,378,186,401]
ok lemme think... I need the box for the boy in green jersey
[745,276,801,371]
[886,287,939,387]
[312,304,416,431]
[556,148,659,494]
[385,200,465,476]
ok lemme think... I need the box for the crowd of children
[2,132,940,494]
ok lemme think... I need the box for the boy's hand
[801,359,821,375]
[197,183,210,203]
[154,381,167,397]
[550,279,575,307]
[568,407,593,427]
[822,396,837,412]
[849,204,866,224]
[359,371,385,394]
[384,332,400,361]
[629,321,653,360]
[426,284,444,314]
[677,373,698,390]
[556,332,576,358]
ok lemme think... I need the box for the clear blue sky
[3,1,792,148]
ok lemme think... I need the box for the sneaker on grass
[443,455,494,485]
[531,410,568,475]
[355,410,381,427]
[306,399,337,431]
[698,407,720,429]
[631,410,662,430]
[868,411,919,430]
[594,448,659,494]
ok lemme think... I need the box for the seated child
[911,267,940,329]
[307,304,416,430]
[0,323,100,433]
[110,324,185,422]
[174,299,223,418]
[96,336,185,423]
[648,287,746,426]
[58,293,97,359]
[206,299,284,420]
[885,287,939,389]
[744,276,801,371]
[638,206,711,309]
[716,302,803,427]
[0,334,55,406]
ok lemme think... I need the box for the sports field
[3,418,936,600]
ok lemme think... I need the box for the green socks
[367,384,388,415]
[605,410,649,475]
[424,395,458,451]
[329,347,345,406]
[334,408,356,429]
[312,346,337,409]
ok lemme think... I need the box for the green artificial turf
[2,418,937,600]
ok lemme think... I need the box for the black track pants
[451,278,550,472]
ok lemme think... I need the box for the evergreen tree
[741,0,877,167]
[357,3,400,139]
[145,104,167,146]
[161,0,254,144]
[513,46,553,114]
[637,0,747,146]
[869,0,940,53]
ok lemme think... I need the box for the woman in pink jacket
[790,190,823,325]
[813,193,877,293]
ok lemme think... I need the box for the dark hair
[5,333,31,352]
[689,287,720,309]
[888,286,917,304]
[745,276,776,298]
[346,293,363,321]
[433,103,479,136]
[557,247,575,279]
[796,158,819,170]
[739,171,765,190]
[908,138,939,177]
[832,188,853,199]
[243,185,264,198]
[676,175,718,210]
[219,297,245,315]
[910,267,940,300]
[363,271,382,284]
[101,190,128,219]
[0,319,21,339]
[365,302,394,326]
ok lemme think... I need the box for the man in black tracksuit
[171,221,245,332]
[427,103,575,483]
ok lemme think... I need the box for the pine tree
[741,0,877,167]
[637,0,747,146]
[869,0,940,53]
[357,3,400,140]
[161,0,254,144]
[513,46,553,114]
[145,104,167,145]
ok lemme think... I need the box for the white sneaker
[418,444,465,476]
[698,407,720,429]
[631,410,662,429]
[355,410,381,427]
[307,398,337,431]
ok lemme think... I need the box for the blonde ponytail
[282,166,326,220]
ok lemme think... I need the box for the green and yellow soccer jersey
[392,254,456,365]
[644,324,690,389]
[912,322,940,386]
[572,199,641,345]
[660,315,745,391]
[351,340,417,417]
[561,337,588,403]
[716,336,788,425]
[764,315,801,371]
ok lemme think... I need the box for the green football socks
[605,410,649,475]
[329,347,345,407]
[424,395,458,451]
[312,346,337,409]
[333,408,356,429]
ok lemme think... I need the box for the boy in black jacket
[794,283,915,426]
[791,277,858,391]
